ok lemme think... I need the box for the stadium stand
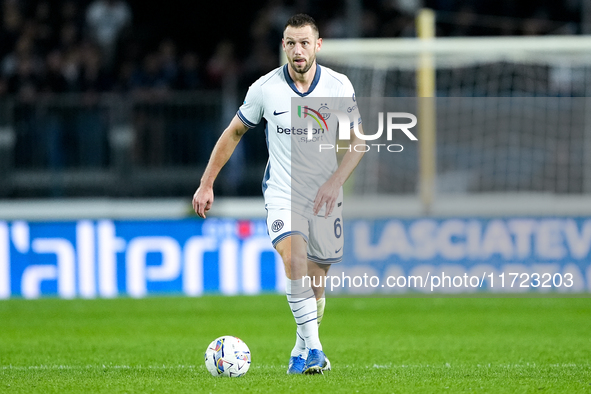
[0,0,584,198]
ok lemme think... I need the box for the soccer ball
[204,336,251,377]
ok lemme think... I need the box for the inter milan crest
[271,219,284,232]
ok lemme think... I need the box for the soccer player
[193,13,365,375]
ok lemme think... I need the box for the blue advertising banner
[0,218,589,298]
[332,218,590,295]
[0,219,282,299]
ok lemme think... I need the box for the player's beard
[291,54,316,74]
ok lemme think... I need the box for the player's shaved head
[284,14,319,38]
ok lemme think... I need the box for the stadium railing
[0,91,266,198]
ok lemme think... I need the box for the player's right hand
[193,185,214,219]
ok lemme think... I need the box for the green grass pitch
[1,295,590,393]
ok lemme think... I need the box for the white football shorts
[266,202,344,264]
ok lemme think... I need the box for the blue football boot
[287,355,306,374]
[303,349,326,375]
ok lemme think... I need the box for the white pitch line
[1,365,199,370]
[1,363,587,371]
[0,364,280,371]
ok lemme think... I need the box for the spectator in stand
[40,49,68,93]
[205,40,238,89]
[75,41,113,93]
[57,21,80,54]
[175,50,212,166]
[130,51,171,166]
[55,22,82,90]
[33,1,55,56]
[377,0,419,37]
[360,9,380,37]
[112,59,136,93]
[322,12,347,38]
[8,54,45,169]
[74,42,111,167]
[0,0,24,59]
[174,51,203,91]
[130,52,171,96]
[2,35,38,79]
[7,55,40,104]
[158,39,178,87]
[85,0,132,73]
[60,0,85,35]
[250,0,292,47]
[169,51,206,166]
[39,49,69,173]
[240,42,276,90]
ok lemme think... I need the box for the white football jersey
[237,63,361,216]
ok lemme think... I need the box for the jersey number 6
[334,218,342,238]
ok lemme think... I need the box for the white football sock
[286,279,322,352]
[291,327,307,358]
[291,297,325,357]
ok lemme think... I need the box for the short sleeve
[237,82,263,128]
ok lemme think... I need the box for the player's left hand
[193,185,214,219]
[313,179,340,218]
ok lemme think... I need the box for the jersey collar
[283,63,321,97]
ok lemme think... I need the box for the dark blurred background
[0,0,587,199]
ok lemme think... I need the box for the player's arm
[192,115,249,218]
[313,123,366,217]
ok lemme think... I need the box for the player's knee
[281,251,307,280]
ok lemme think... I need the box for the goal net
[315,36,591,211]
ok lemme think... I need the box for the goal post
[416,8,437,214]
